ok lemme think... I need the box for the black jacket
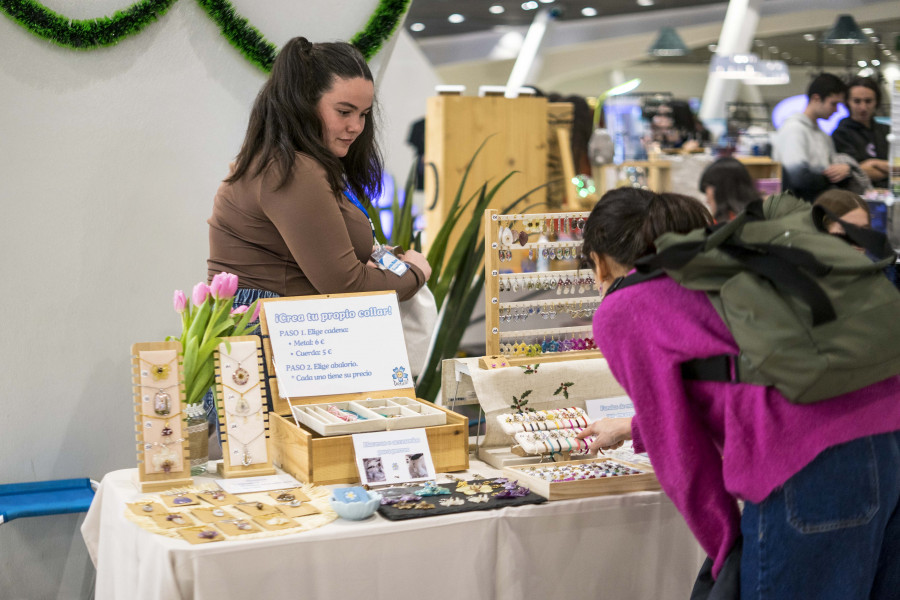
[832,117,890,188]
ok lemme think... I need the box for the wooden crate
[259,293,469,485]
[269,395,469,485]
[503,457,659,501]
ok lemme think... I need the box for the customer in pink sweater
[577,188,900,599]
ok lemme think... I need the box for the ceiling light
[858,67,875,77]
[489,5,505,14]
[858,60,867,67]
[768,46,778,54]
[648,27,688,56]
[581,7,597,17]
[861,28,874,35]
[803,33,816,42]
[521,1,539,10]
[409,22,425,32]
[781,52,791,59]
[637,0,654,6]
[872,59,881,66]
[708,44,717,52]
[539,0,556,3]
[822,14,867,45]
[448,13,465,23]
[754,39,764,47]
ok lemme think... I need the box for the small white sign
[263,293,413,398]
[585,395,635,421]
[214,472,302,494]
[351,428,435,487]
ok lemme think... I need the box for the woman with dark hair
[832,76,889,188]
[207,37,431,308]
[814,189,900,289]
[577,188,900,598]
[699,157,760,222]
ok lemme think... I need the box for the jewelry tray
[503,458,660,501]
[291,397,447,437]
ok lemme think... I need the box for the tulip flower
[173,290,187,313]
[231,305,249,315]
[250,300,261,322]
[210,272,239,300]
[192,283,210,306]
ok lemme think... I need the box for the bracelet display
[496,407,589,435]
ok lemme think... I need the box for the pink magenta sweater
[593,276,900,577]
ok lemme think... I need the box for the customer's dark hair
[699,157,760,221]
[813,189,870,229]
[807,72,848,102]
[227,37,382,203]
[582,188,712,268]
[846,76,881,107]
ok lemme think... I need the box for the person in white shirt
[773,73,850,202]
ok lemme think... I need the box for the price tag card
[262,292,413,398]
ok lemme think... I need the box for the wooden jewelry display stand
[132,341,192,492]
[215,336,276,478]
[483,208,604,366]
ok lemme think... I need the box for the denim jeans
[204,288,280,459]
[741,430,900,600]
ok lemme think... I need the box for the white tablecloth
[82,463,705,600]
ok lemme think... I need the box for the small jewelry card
[216,519,261,536]
[152,513,195,528]
[127,501,167,516]
[278,503,321,518]
[196,489,242,506]
[351,428,435,487]
[253,514,297,531]
[161,493,201,508]
[234,501,281,517]
[177,526,225,544]
[191,507,233,523]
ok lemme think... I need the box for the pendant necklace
[228,428,265,466]
[223,347,258,386]
[140,356,177,382]
[222,382,261,417]
[142,383,179,416]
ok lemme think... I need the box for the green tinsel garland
[0,0,411,71]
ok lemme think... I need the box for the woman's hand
[400,249,432,282]
[576,417,633,453]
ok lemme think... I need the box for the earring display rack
[484,209,603,366]
[132,341,193,493]
[215,336,276,478]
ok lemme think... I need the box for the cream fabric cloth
[459,357,627,448]
[82,463,704,600]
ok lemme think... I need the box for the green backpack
[618,193,900,404]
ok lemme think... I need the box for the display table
[82,461,705,600]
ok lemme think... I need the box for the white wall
[0,1,419,596]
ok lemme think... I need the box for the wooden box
[260,293,469,485]
[503,458,659,501]
[269,390,468,485]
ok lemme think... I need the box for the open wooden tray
[292,397,446,436]
[503,457,660,501]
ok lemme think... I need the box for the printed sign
[263,292,412,398]
[351,428,435,486]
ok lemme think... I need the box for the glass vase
[185,403,209,475]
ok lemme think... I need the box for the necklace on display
[222,382,261,417]
[144,383,180,416]
[222,347,258,386]
[139,356,177,382]
[227,428,265,467]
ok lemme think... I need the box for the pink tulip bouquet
[172,272,261,407]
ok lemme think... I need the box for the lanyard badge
[344,188,408,277]
[371,245,409,276]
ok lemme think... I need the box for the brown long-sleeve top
[207,152,424,300]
